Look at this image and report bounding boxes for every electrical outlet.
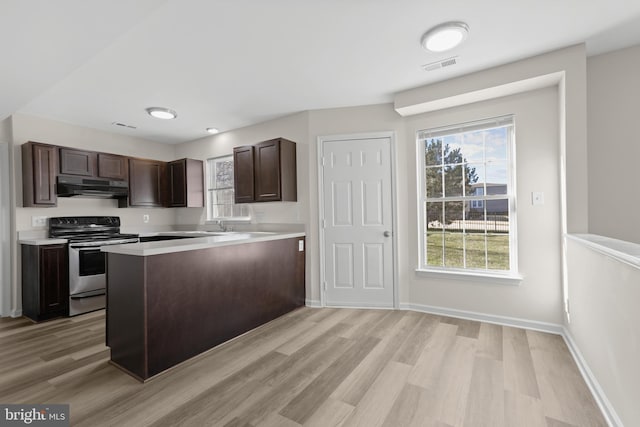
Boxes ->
[31,216,47,227]
[143,214,150,223]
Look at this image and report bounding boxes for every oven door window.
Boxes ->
[78,249,106,276]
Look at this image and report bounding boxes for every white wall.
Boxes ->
[396,44,588,236]
[587,44,640,244]
[0,117,12,316]
[566,238,640,426]
[404,88,563,324]
[10,113,178,315]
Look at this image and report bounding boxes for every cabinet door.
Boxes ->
[168,159,186,207]
[233,146,255,203]
[128,159,165,207]
[39,244,68,315]
[22,142,57,206]
[59,148,96,176]
[254,139,281,202]
[98,153,128,180]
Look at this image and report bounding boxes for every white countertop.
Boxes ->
[101,231,306,256]
[19,238,68,245]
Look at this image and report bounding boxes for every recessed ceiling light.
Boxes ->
[146,107,177,120]
[206,128,219,134]
[421,22,469,53]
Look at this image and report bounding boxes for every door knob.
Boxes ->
[383,231,391,237]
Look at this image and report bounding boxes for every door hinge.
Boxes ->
[565,299,570,314]
[321,157,326,167]
[321,219,326,228]
[323,281,327,290]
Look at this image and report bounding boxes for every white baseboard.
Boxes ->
[400,302,564,335]
[305,299,322,308]
[11,308,22,318]
[325,301,394,309]
[561,328,622,427]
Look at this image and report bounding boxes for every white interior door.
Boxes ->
[320,135,394,307]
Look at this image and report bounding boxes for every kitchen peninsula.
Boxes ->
[102,231,305,381]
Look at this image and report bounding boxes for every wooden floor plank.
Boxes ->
[331,311,419,406]
[504,390,548,427]
[392,313,440,366]
[408,322,458,389]
[302,398,354,427]
[340,361,412,427]
[476,322,503,361]
[420,335,477,427]
[440,316,481,339]
[381,383,450,427]
[0,308,608,427]
[527,331,607,427]
[503,326,541,399]
[278,336,380,424]
[463,357,505,427]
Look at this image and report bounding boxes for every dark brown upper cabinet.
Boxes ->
[98,153,128,180]
[59,148,97,177]
[168,158,204,207]
[233,138,297,203]
[22,141,57,207]
[22,243,69,322]
[233,145,255,203]
[254,138,297,202]
[125,158,166,207]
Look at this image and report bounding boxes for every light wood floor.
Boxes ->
[0,307,606,427]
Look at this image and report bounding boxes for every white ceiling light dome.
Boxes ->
[206,127,219,134]
[421,22,469,52]
[146,107,177,120]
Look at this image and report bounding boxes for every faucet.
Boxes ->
[214,219,230,232]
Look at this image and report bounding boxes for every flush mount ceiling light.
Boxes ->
[146,107,177,120]
[206,128,219,134]
[421,22,469,53]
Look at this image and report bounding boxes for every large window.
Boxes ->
[206,155,250,221]
[417,116,517,276]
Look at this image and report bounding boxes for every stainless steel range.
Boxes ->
[49,216,139,316]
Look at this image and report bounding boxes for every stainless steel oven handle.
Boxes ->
[70,289,106,299]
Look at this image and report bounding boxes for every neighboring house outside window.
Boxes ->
[417,115,517,275]
[206,155,250,221]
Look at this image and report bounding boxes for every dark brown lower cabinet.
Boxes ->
[106,237,305,381]
[22,244,69,322]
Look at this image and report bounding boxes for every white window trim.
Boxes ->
[205,155,251,223]
[416,115,520,280]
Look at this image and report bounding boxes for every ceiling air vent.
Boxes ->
[421,56,458,72]
[111,122,137,129]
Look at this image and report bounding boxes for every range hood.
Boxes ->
[56,175,128,199]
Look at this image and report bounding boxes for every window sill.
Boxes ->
[414,268,523,286]
[205,217,252,224]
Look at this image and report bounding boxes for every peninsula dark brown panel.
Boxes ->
[106,237,305,380]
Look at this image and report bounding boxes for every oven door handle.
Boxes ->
[70,289,106,299]
[70,246,104,251]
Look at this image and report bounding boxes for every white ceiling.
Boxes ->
[4,0,640,144]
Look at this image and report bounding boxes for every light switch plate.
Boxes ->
[298,240,304,252]
[532,192,545,205]
[143,214,150,223]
